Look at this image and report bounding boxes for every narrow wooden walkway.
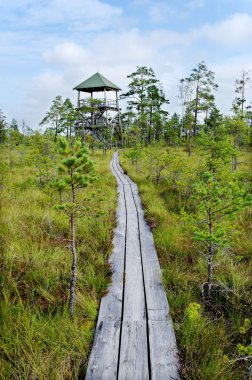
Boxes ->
[85,152,180,380]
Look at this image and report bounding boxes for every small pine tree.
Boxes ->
[183,126,251,297]
[46,138,96,316]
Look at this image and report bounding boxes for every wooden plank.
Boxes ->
[111,153,129,185]
[110,154,122,181]
[149,320,180,380]
[97,282,123,323]
[145,280,170,321]
[139,220,159,262]
[123,186,146,321]
[109,207,125,283]
[85,321,121,380]
[86,154,126,379]
[123,265,146,321]
[117,321,149,380]
[128,181,170,322]
[116,153,180,377]
[87,153,180,379]
[108,171,126,286]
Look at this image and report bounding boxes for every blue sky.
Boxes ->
[0,0,252,128]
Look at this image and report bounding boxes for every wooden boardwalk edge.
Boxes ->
[85,152,180,380]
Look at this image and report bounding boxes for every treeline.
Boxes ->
[120,64,251,155]
[1,61,251,151]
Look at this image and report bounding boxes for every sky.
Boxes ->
[0,0,252,129]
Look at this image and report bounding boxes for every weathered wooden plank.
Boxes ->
[86,154,126,379]
[111,154,129,185]
[138,215,159,262]
[109,215,125,284]
[123,186,146,321]
[149,320,180,380]
[141,257,162,283]
[110,154,123,182]
[145,280,170,321]
[87,152,180,380]
[117,321,149,380]
[123,268,146,321]
[115,153,180,377]
[107,161,126,287]
[97,282,123,323]
[85,321,121,380]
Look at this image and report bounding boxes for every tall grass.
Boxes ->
[121,145,252,380]
[0,144,117,378]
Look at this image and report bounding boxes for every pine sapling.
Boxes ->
[46,138,97,316]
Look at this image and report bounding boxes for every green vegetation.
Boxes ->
[120,142,251,380]
[0,139,117,378]
[45,138,97,316]
[0,62,251,379]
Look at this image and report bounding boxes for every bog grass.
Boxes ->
[0,143,117,379]
[121,145,252,380]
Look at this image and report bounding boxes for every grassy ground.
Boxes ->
[0,142,117,379]
[120,145,252,380]
[0,140,251,379]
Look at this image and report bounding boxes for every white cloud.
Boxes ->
[2,2,252,128]
[16,72,69,125]
[201,13,252,45]
[213,58,252,114]
[17,20,252,127]
[0,0,123,32]
[43,42,91,67]
[27,0,122,29]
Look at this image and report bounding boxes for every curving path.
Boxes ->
[85,152,180,380]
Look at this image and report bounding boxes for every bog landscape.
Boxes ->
[0,63,251,379]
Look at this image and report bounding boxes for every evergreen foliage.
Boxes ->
[40,95,63,142]
[180,61,218,135]
[45,138,97,316]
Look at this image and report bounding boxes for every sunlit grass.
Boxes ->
[0,144,117,378]
[121,145,251,380]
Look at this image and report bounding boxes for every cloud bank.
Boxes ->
[0,1,251,127]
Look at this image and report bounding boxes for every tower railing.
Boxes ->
[78,98,118,110]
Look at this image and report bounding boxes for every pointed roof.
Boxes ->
[73,72,121,93]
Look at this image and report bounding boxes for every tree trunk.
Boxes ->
[241,74,245,119]
[54,116,58,142]
[207,243,214,296]
[188,130,192,157]
[193,85,199,136]
[232,156,237,171]
[69,212,77,317]
[232,137,237,171]
[206,213,214,297]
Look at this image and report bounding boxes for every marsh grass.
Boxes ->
[0,145,117,379]
[121,145,252,380]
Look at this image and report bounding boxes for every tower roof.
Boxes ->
[73,72,121,93]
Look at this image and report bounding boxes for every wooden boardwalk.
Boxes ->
[85,152,180,380]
